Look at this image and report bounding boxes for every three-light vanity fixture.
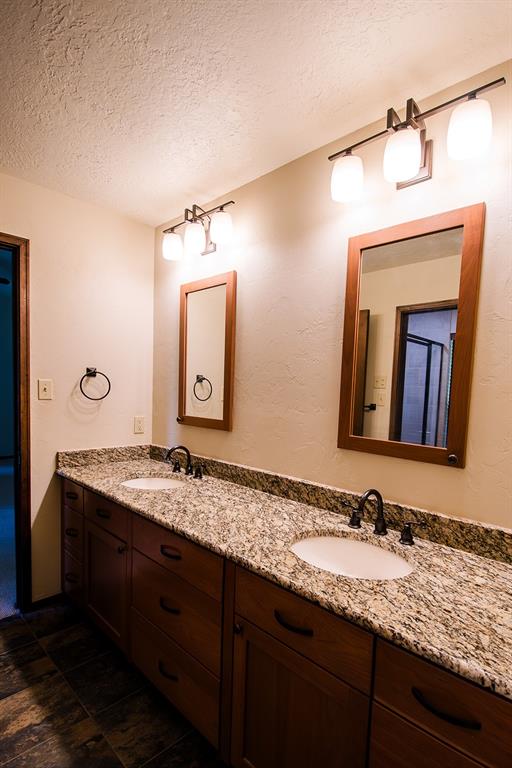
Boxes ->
[329,77,506,202]
[162,200,235,261]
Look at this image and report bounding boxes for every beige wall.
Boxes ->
[360,254,461,441]
[0,172,154,600]
[153,60,512,529]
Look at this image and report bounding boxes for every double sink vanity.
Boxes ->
[57,446,511,768]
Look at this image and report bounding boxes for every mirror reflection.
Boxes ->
[185,284,227,421]
[354,227,463,447]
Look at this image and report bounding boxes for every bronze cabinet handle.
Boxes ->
[96,508,111,519]
[160,544,182,561]
[159,597,181,615]
[158,660,178,682]
[65,491,78,500]
[64,573,79,584]
[273,609,314,637]
[411,687,481,731]
[117,545,127,554]
[65,527,79,537]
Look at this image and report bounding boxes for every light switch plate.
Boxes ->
[133,416,145,434]
[375,391,386,407]
[374,376,387,389]
[38,379,53,400]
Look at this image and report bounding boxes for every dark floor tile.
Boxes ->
[144,732,226,768]
[23,597,81,639]
[4,717,123,768]
[0,641,57,700]
[39,621,113,673]
[95,687,192,768]
[0,673,87,764]
[0,615,33,655]
[65,649,145,715]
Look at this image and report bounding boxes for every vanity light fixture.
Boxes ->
[328,76,505,198]
[162,200,235,260]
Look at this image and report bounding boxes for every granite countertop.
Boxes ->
[57,457,512,700]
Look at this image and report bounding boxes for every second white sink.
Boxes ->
[120,477,184,490]
[291,535,413,580]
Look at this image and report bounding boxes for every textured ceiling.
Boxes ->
[0,1,510,225]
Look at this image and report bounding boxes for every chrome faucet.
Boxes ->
[165,445,193,476]
[348,488,388,536]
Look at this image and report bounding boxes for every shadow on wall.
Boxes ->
[31,475,61,602]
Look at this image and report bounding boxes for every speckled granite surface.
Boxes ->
[58,445,512,564]
[56,456,512,701]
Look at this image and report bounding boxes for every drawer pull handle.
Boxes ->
[160,545,182,561]
[159,597,181,615]
[274,610,314,637]
[96,509,111,519]
[64,573,79,584]
[411,687,482,731]
[65,491,79,500]
[65,527,79,538]
[117,545,127,554]
[158,660,178,682]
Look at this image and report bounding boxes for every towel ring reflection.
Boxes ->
[79,367,111,401]
[193,374,212,402]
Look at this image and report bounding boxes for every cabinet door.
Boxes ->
[231,617,369,768]
[85,520,128,651]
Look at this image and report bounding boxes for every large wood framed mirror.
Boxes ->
[178,271,236,430]
[338,204,485,467]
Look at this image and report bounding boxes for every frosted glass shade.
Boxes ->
[331,154,364,202]
[184,221,206,255]
[162,232,183,261]
[447,98,492,160]
[383,127,421,182]
[210,210,233,245]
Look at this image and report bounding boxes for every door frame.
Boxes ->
[0,232,31,612]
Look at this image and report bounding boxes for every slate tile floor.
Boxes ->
[0,599,226,767]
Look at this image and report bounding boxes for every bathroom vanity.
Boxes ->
[59,461,511,768]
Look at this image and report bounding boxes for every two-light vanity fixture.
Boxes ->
[329,77,506,202]
[162,200,235,261]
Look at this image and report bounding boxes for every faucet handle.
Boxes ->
[193,464,203,480]
[185,461,194,476]
[399,520,426,546]
[348,508,362,528]
[172,459,181,473]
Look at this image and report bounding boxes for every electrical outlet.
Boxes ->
[375,391,386,407]
[38,379,54,400]
[133,416,145,434]
[374,376,387,389]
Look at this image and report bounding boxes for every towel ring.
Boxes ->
[193,374,212,402]
[79,367,111,401]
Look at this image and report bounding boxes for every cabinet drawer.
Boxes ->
[62,505,83,561]
[132,549,222,675]
[374,640,512,768]
[62,479,83,513]
[130,608,219,747]
[370,703,481,768]
[62,550,83,605]
[132,514,223,601]
[85,490,129,541]
[235,567,373,694]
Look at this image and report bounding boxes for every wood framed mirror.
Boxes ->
[178,271,236,430]
[338,204,485,467]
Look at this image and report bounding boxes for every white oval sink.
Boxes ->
[120,477,184,491]
[291,536,413,580]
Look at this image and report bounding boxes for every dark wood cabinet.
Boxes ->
[373,640,512,768]
[61,479,511,768]
[231,617,369,768]
[84,519,129,651]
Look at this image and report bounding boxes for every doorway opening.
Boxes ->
[0,233,31,617]
[390,300,458,447]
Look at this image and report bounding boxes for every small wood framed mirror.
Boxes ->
[178,271,237,430]
[338,204,485,467]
